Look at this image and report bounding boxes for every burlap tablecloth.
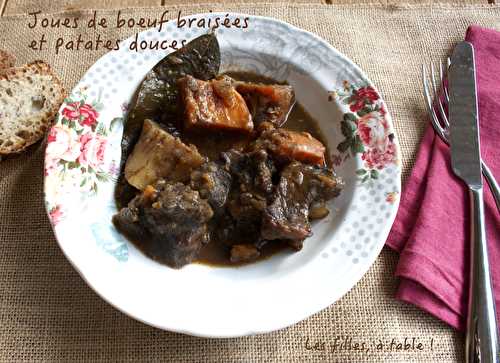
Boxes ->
[1,3,499,362]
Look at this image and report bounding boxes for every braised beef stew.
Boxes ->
[113,34,344,268]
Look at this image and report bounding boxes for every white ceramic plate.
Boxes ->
[44,13,401,337]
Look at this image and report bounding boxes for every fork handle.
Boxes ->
[466,187,499,363]
[482,160,500,213]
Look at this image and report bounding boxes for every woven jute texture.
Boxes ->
[0,0,492,16]
[1,3,499,362]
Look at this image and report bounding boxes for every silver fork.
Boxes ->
[422,61,500,212]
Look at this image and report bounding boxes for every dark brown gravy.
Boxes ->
[189,71,330,267]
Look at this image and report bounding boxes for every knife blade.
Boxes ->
[449,41,482,188]
[449,41,499,363]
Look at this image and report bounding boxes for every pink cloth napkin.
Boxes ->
[386,25,500,331]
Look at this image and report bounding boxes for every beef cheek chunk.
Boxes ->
[235,82,295,127]
[113,181,214,268]
[190,161,232,211]
[178,75,253,133]
[124,119,204,191]
[261,161,344,250]
[217,148,277,252]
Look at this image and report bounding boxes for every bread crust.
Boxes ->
[0,60,66,155]
[0,50,15,71]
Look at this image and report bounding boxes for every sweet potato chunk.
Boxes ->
[235,82,295,127]
[125,119,204,190]
[178,75,253,133]
[257,127,326,166]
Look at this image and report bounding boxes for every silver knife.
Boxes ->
[449,41,499,363]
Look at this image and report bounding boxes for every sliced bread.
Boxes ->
[0,50,15,71]
[0,60,66,155]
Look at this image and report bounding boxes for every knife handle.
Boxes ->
[466,187,499,363]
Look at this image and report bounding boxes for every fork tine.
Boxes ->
[422,64,449,145]
[445,57,452,104]
[434,61,450,129]
[429,106,449,145]
[422,64,437,121]
[440,60,450,106]
[430,62,439,101]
